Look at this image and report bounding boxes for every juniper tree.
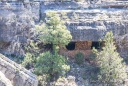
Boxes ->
[93,32,127,86]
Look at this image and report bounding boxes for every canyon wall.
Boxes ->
[41,0,128,57]
[0,0,128,57]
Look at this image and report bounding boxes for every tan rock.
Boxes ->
[0,71,13,86]
[0,54,38,86]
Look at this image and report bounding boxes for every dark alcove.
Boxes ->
[91,41,101,49]
[38,43,53,51]
[66,42,76,50]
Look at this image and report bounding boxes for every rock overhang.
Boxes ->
[42,7,128,42]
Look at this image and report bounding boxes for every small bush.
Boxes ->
[22,41,39,69]
[38,75,49,86]
[89,53,96,61]
[74,51,84,65]
[22,53,35,69]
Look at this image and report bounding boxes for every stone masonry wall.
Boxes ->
[60,41,92,58]
[75,41,92,50]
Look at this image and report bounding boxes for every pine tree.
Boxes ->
[93,32,127,86]
[34,11,71,81]
[35,51,70,81]
[36,11,72,53]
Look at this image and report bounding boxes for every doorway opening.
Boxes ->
[66,42,76,50]
[91,41,102,49]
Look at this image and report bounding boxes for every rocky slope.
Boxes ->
[0,54,38,86]
[0,1,40,57]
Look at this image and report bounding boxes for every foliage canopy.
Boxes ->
[35,51,70,81]
[36,11,72,52]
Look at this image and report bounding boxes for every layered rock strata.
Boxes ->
[0,1,40,56]
[1,0,128,57]
[0,71,13,86]
[41,1,128,57]
[0,54,38,86]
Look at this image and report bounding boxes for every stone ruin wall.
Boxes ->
[59,40,120,59]
[59,41,91,58]
[69,21,128,57]
[59,41,105,58]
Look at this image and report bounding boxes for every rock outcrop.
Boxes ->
[1,0,128,57]
[0,1,40,56]
[41,0,128,56]
[0,54,38,86]
[0,71,13,86]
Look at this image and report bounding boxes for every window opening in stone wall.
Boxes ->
[91,41,102,49]
[66,42,76,50]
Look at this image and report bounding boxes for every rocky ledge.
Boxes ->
[1,0,128,57]
[0,54,38,86]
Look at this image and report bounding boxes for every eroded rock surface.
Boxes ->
[0,1,40,56]
[0,54,38,86]
[0,71,13,86]
[0,0,128,57]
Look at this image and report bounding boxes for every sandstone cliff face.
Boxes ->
[0,54,38,86]
[0,71,13,86]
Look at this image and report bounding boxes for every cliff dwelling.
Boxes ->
[0,0,128,58]
[1,0,128,86]
[60,41,105,58]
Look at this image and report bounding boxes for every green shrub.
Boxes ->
[22,41,39,69]
[22,53,35,69]
[89,53,96,61]
[74,51,84,65]
[37,75,49,86]
[34,51,70,81]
